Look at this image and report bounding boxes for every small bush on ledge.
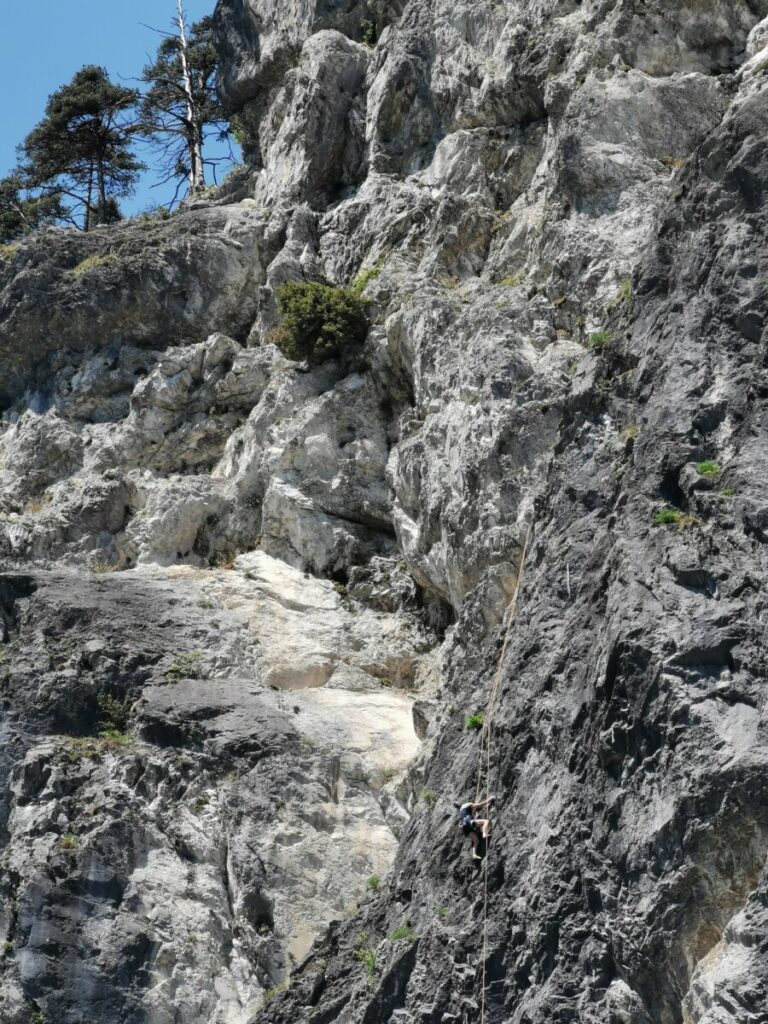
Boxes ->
[466,710,485,731]
[653,507,697,528]
[273,281,369,365]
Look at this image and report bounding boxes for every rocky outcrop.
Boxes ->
[1,1,767,1023]
[0,561,431,1023]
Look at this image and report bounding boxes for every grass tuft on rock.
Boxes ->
[263,981,289,1004]
[587,330,612,350]
[351,255,385,294]
[497,271,525,287]
[653,507,697,528]
[355,933,377,980]
[607,277,632,312]
[696,460,721,477]
[0,242,20,261]
[388,919,418,942]
[70,253,118,276]
[273,281,369,364]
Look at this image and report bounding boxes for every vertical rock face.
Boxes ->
[0,2,767,1023]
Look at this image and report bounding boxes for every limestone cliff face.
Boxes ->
[0,2,767,1023]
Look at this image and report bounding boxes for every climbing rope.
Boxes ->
[474,524,532,1024]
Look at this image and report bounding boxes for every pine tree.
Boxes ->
[20,65,142,231]
[139,5,232,201]
[0,173,63,243]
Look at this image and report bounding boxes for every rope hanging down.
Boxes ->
[474,525,532,1024]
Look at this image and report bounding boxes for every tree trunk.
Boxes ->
[84,162,94,232]
[177,0,205,192]
[96,159,107,224]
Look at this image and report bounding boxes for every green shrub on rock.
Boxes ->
[273,282,369,365]
[587,330,612,350]
[653,507,697,528]
[465,710,484,731]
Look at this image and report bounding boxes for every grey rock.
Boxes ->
[0,205,269,408]
[1,1,768,1023]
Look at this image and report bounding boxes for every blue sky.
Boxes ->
[0,0,239,215]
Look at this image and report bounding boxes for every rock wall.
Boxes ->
[0,1,767,1023]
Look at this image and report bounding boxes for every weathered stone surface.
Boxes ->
[1,1,767,1023]
[0,204,271,409]
[0,563,429,1022]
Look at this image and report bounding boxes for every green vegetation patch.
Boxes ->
[587,330,612,350]
[355,933,377,981]
[263,982,289,1004]
[497,272,525,288]
[351,255,385,294]
[89,557,117,573]
[64,734,130,762]
[164,650,204,682]
[360,19,376,47]
[98,729,132,748]
[97,691,129,732]
[0,243,20,261]
[366,875,380,892]
[696,460,721,477]
[389,919,418,942]
[70,253,118,276]
[607,277,632,313]
[465,710,485,731]
[273,281,369,364]
[653,507,696,528]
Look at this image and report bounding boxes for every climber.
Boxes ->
[455,796,494,860]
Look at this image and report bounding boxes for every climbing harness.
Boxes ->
[474,524,532,1024]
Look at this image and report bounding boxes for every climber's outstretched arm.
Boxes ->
[469,795,495,813]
